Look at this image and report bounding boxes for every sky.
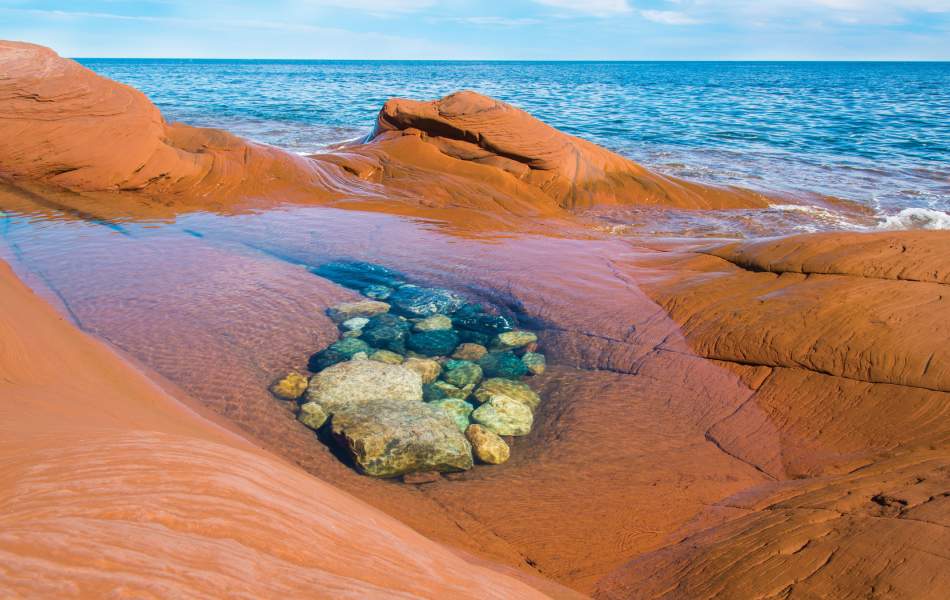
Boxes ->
[2,0,950,60]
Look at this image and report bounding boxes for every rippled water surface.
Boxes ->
[79,59,950,224]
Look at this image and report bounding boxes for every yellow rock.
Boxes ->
[493,330,538,350]
[403,357,442,384]
[452,343,488,361]
[473,378,541,411]
[269,371,309,401]
[466,424,510,464]
[370,350,405,365]
[326,300,390,323]
[298,401,329,431]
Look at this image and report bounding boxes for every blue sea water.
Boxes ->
[79,59,950,228]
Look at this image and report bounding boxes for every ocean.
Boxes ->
[79,59,950,230]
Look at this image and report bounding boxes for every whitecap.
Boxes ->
[877,208,950,231]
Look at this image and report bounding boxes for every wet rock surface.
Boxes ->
[466,424,510,465]
[274,261,546,478]
[389,285,466,318]
[331,401,474,478]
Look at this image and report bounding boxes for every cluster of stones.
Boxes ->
[269,261,547,480]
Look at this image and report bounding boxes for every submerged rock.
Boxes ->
[309,338,372,371]
[424,380,474,402]
[269,371,309,401]
[477,351,529,379]
[341,317,369,331]
[389,285,465,318]
[403,471,441,485]
[457,329,494,347]
[326,300,390,324]
[370,349,404,365]
[453,310,514,335]
[407,329,460,357]
[330,401,473,478]
[494,330,538,350]
[429,398,474,432]
[312,261,407,290]
[522,352,546,375]
[403,357,442,384]
[442,359,484,388]
[360,313,412,353]
[473,378,541,411]
[414,314,453,332]
[298,401,329,431]
[471,395,534,436]
[452,343,488,361]
[362,284,393,300]
[466,424,510,464]
[305,360,422,414]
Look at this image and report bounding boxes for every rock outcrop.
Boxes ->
[0,41,350,203]
[1,41,771,220]
[332,90,771,211]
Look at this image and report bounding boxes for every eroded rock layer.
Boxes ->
[329,91,771,212]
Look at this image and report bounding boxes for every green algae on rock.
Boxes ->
[424,380,474,402]
[442,359,484,388]
[331,401,473,478]
[522,352,546,375]
[478,351,529,379]
[429,398,475,433]
[360,313,411,354]
[308,337,372,371]
[473,378,541,412]
[298,401,329,431]
[472,395,534,436]
[291,261,549,478]
[407,329,460,357]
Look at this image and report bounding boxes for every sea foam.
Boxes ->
[877,208,950,231]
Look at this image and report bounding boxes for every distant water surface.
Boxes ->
[79,59,950,230]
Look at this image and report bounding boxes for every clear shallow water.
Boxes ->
[78,59,950,229]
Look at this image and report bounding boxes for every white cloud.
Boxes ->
[531,0,632,17]
[433,16,542,27]
[640,0,950,27]
[301,0,436,11]
[640,9,699,25]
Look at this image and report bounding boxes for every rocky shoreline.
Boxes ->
[2,40,948,599]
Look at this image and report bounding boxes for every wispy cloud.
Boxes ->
[300,0,436,11]
[432,16,542,27]
[654,0,950,26]
[640,10,699,26]
[531,0,632,17]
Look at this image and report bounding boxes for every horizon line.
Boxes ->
[71,57,950,63]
